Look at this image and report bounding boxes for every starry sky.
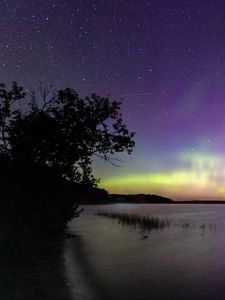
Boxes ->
[2,0,225,200]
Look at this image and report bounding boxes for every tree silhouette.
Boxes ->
[0,82,135,233]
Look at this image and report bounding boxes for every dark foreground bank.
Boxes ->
[0,234,74,300]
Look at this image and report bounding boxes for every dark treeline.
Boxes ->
[174,200,225,204]
[0,82,135,236]
[107,195,225,204]
[108,194,173,204]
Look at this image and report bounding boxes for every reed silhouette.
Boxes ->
[97,212,170,231]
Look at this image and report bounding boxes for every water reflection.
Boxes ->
[67,205,225,300]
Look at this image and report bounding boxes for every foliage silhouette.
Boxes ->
[0,82,135,234]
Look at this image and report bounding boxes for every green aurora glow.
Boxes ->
[98,152,225,200]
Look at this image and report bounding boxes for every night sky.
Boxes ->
[2,0,225,200]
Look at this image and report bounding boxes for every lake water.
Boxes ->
[65,204,225,300]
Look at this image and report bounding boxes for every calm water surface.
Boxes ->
[66,204,225,300]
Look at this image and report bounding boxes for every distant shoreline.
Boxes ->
[83,201,225,205]
[173,200,225,204]
[80,193,225,205]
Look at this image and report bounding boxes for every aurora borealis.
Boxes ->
[98,152,225,200]
[2,1,225,199]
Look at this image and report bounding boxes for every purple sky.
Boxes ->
[1,0,225,199]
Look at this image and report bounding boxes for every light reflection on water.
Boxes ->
[67,204,225,300]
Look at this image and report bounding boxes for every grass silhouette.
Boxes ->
[97,212,170,231]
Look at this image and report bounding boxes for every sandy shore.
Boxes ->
[64,235,99,300]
